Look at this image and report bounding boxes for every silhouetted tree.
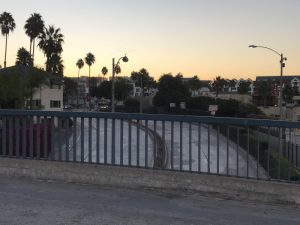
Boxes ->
[15,47,33,66]
[38,25,64,72]
[101,66,108,76]
[0,12,16,68]
[24,13,44,64]
[131,68,156,88]
[85,52,95,97]
[238,80,251,94]
[255,81,272,107]
[212,76,226,97]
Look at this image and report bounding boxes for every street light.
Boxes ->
[248,45,287,120]
[111,55,129,112]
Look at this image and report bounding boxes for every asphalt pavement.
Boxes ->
[0,176,299,225]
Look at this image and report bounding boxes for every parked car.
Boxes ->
[0,118,52,158]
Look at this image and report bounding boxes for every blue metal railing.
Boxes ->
[0,109,299,183]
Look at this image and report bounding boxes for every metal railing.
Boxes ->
[0,110,300,183]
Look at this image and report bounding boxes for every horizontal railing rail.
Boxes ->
[0,109,299,183]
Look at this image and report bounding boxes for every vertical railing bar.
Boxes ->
[58,118,62,161]
[88,117,92,163]
[104,118,108,165]
[81,117,84,163]
[226,126,229,176]
[267,127,271,179]
[154,120,157,168]
[217,125,220,174]
[1,117,6,156]
[128,119,132,166]
[22,117,26,159]
[278,127,281,180]
[120,119,124,166]
[257,127,260,179]
[189,122,192,172]
[198,122,201,173]
[236,127,240,177]
[15,117,20,159]
[145,120,148,168]
[247,126,250,178]
[66,118,70,162]
[296,145,298,168]
[208,124,210,174]
[50,117,55,161]
[72,117,77,162]
[162,120,165,170]
[111,118,115,165]
[43,116,48,160]
[137,120,140,167]
[8,117,13,157]
[171,121,174,170]
[180,121,183,171]
[36,116,40,160]
[96,118,100,164]
[288,128,292,182]
[29,116,33,159]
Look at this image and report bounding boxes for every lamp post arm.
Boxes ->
[254,45,281,57]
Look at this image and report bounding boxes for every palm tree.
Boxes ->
[101,66,108,77]
[47,53,64,75]
[76,59,84,106]
[38,25,64,72]
[115,65,121,75]
[85,53,95,100]
[212,76,226,97]
[24,13,44,65]
[15,47,33,66]
[0,12,16,68]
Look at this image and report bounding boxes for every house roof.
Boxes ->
[256,75,300,82]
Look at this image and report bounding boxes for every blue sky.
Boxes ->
[1,0,300,79]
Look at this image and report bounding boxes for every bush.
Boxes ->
[219,125,299,181]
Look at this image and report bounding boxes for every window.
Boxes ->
[50,100,61,108]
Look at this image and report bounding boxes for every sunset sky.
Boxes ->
[1,0,300,80]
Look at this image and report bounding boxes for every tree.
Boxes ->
[0,12,16,68]
[115,64,121,75]
[131,68,155,88]
[154,73,190,107]
[238,80,251,94]
[85,52,95,97]
[46,53,64,75]
[211,76,226,97]
[255,81,272,107]
[283,84,299,104]
[15,47,33,66]
[38,25,64,73]
[24,13,44,64]
[101,66,108,76]
[63,77,77,104]
[76,59,84,105]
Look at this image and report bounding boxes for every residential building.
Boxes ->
[0,65,63,111]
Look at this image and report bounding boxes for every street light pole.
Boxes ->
[111,55,128,112]
[248,45,287,120]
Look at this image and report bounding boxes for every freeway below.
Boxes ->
[54,118,265,178]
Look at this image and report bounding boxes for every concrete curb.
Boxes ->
[0,158,299,205]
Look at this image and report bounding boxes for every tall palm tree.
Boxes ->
[38,25,64,72]
[24,13,44,65]
[15,47,33,66]
[0,12,16,68]
[85,53,95,100]
[76,58,84,106]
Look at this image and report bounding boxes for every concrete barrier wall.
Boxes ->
[0,158,299,205]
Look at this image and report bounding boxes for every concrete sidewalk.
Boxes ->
[0,176,299,225]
